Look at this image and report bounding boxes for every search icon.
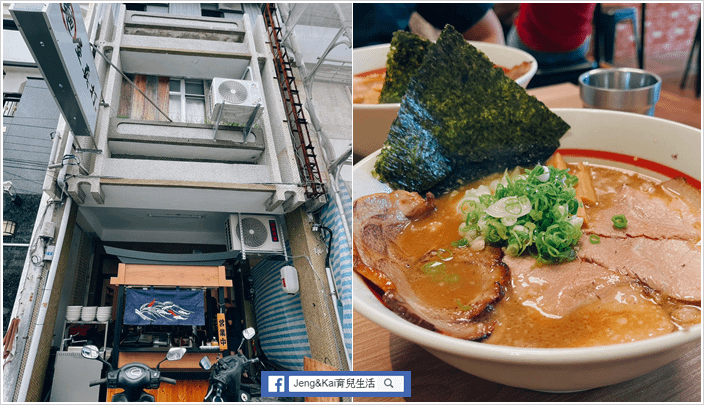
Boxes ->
[384,378,394,389]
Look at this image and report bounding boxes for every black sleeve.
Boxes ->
[415,3,493,34]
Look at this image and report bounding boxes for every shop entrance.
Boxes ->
[51,237,271,402]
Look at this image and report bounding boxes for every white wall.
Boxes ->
[3,29,34,64]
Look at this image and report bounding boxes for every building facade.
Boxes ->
[3,3,352,402]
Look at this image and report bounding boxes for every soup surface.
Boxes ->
[354,62,532,105]
[353,163,701,348]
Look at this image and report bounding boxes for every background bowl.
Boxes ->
[353,108,701,392]
[353,41,538,158]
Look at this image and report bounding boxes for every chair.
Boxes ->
[680,17,701,98]
[593,4,643,68]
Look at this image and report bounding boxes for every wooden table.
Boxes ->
[352,82,702,402]
[526,82,701,129]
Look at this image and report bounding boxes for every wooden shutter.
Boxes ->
[117,74,170,121]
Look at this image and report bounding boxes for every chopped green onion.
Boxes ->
[589,234,601,244]
[611,214,628,229]
[436,249,453,261]
[455,165,582,263]
[451,238,469,247]
[422,261,445,275]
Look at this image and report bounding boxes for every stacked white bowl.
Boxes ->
[66,306,82,322]
[80,306,97,322]
[96,306,112,322]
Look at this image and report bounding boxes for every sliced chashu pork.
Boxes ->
[354,191,508,340]
[585,183,700,240]
[499,254,676,346]
[502,254,634,318]
[578,235,701,302]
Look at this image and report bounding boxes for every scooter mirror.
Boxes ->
[199,356,212,371]
[242,327,256,340]
[166,347,187,361]
[80,345,100,360]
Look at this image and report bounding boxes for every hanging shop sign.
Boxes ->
[9,3,102,138]
[216,313,229,351]
[124,289,205,326]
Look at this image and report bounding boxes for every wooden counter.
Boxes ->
[354,312,701,402]
[527,82,701,129]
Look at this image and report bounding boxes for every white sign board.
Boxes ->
[10,3,101,137]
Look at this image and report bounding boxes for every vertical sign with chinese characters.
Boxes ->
[217,313,229,351]
[9,3,102,138]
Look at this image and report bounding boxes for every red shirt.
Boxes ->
[515,4,596,53]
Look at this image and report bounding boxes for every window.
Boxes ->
[124,3,168,13]
[125,3,242,17]
[200,4,224,18]
[169,79,206,124]
[118,75,208,124]
[3,93,21,117]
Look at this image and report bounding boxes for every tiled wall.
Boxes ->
[615,3,700,59]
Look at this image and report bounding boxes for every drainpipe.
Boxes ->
[326,148,352,248]
[325,263,350,365]
[16,197,73,402]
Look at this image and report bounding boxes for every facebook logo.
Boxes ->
[262,371,411,397]
[268,375,285,393]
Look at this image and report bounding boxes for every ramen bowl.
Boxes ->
[353,42,538,158]
[353,109,701,392]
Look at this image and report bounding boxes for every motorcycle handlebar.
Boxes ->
[160,376,178,385]
[89,378,107,387]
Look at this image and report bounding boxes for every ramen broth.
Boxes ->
[354,62,532,105]
[392,163,701,348]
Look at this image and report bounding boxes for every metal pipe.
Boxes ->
[2,243,31,248]
[56,131,75,195]
[325,264,350,365]
[16,197,73,402]
[89,43,172,122]
[327,148,352,248]
[47,130,61,168]
[277,4,337,168]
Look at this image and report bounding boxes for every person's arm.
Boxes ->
[461,8,505,44]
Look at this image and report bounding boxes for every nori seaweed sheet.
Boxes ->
[374,25,570,195]
[378,31,433,104]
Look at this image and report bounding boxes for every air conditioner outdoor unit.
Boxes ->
[210,78,264,127]
[226,214,285,256]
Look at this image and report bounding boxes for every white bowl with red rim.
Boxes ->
[353,108,701,392]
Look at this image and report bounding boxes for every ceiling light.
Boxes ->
[147,213,204,219]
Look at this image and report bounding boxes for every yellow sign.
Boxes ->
[217,313,228,351]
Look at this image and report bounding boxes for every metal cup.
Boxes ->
[578,68,662,115]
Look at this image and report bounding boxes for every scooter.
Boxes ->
[200,327,260,402]
[80,344,186,402]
